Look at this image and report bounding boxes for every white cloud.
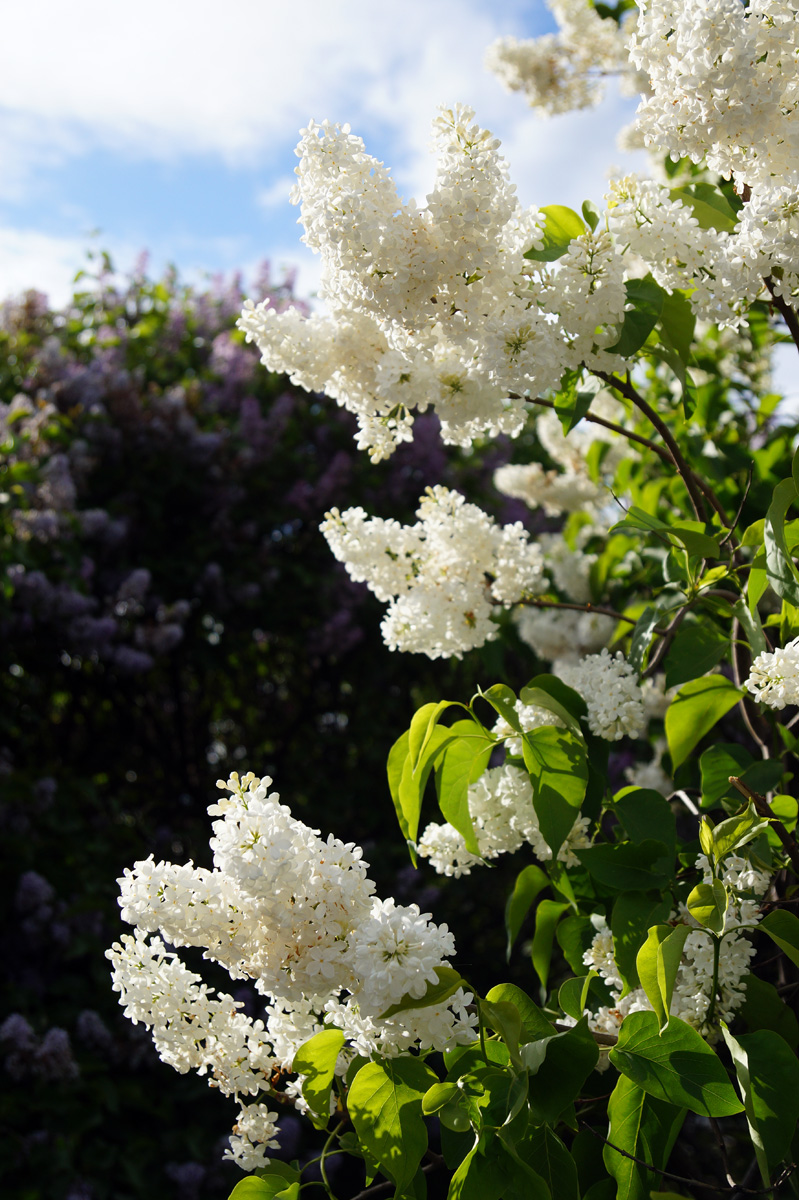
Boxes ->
[0,227,95,305]
[256,175,298,212]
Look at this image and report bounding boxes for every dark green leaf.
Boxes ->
[505,864,549,961]
[606,277,666,357]
[611,892,673,994]
[613,787,676,858]
[577,840,672,891]
[522,726,588,857]
[609,1012,745,1117]
[722,1026,799,1180]
[485,983,555,1042]
[663,622,729,689]
[524,1126,579,1200]
[700,743,753,806]
[738,976,799,1050]
[531,899,570,997]
[760,909,799,968]
[526,1018,599,1124]
[604,1075,686,1200]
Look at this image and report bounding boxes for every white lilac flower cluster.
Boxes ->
[238,105,627,462]
[320,485,545,659]
[745,637,799,709]
[631,0,799,193]
[558,649,646,741]
[107,772,476,1172]
[583,852,771,1044]
[417,763,591,878]
[485,0,643,117]
[494,400,628,518]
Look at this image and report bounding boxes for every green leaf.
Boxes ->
[665,676,744,770]
[711,800,772,861]
[686,881,727,934]
[606,277,666,357]
[635,924,692,1030]
[480,999,523,1066]
[408,701,449,773]
[663,621,729,689]
[522,726,588,857]
[558,973,599,1022]
[604,1075,686,1200]
[524,204,586,262]
[436,724,495,855]
[670,183,739,232]
[477,682,520,730]
[722,1026,799,1181]
[519,676,586,738]
[577,840,672,891]
[505,864,549,961]
[582,199,601,231]
[526,1018,599,1124]
[611,507,720,558]
[347,1057,437,1193]
[609,1012,745,1117]
[629,606,659,673]
[554,380,599,436]
[421,1081,460,1115]
[524,1126,579,1200]
[733,597,768,657]
[700,743,753,806]
[485,983,555,1042]
[228,1180,281,1200]
[379,965,468,1018]
[613,787,676,858]
[557,914,595,976]
[760,909,799,968]
[389,724,460,854]
[291,1028,345,1121]
[659,288,696,363]
[738,976,799,1051]
[531,899,570,998]
[764,478,799,607]
[611,892,673,994]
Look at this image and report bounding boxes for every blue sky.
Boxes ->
[0,0,645,306]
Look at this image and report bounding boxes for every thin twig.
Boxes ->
[641,601,693,680]
[718,467,753,549]
[731,617,773,759]
[515,393,674,465]
[579,1123,777,1195]
[347,1152,446,1200]
[593,370,708,522]
[710,1116,738,1188]
[516,597,639,627]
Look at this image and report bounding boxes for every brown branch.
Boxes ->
[731,618,773,759]
[517,597,638,627]
[765,276,799,355]
[347,1151,446,1200]
[718,467,753,549]
[593,370,708,522]
[641,601,693,680]
[515,393,674,465]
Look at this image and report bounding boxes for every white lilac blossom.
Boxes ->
[108,771,476,1170]
[515,606,615,666]
[630,0,799,193]
[239,106,631,461]
[557,649,646,740]
[745,637,799,709]
[485,0,640,117]
[582,852,772,1042]
[416,763,591,877]
[492,696,566,758]
[321,486,545,659]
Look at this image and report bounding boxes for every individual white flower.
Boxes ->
[348,898,455,1015]
[745,638,799,708]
